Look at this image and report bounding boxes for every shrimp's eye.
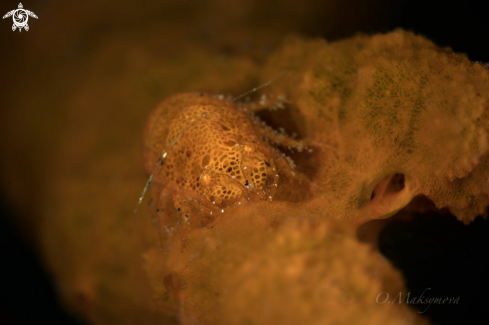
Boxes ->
[244,143,255,153]
[200,173,212,185]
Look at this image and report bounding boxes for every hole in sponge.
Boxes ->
[369,173,414,219]
[371,173,405,201]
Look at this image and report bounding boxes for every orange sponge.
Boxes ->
[259,29,489,223]
[141,29,489,324]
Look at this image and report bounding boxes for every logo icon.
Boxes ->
[3,3,38,32]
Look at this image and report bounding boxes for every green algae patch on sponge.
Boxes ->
[260,29,489,223]
[144,203,429,325]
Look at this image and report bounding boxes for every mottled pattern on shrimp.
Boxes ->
[143,93,297,216]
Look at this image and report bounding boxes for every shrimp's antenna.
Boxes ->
[134,70,286,213]
[135,153,167,213]
[226,70,286,104]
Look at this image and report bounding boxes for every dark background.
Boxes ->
[1,0,489,324]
